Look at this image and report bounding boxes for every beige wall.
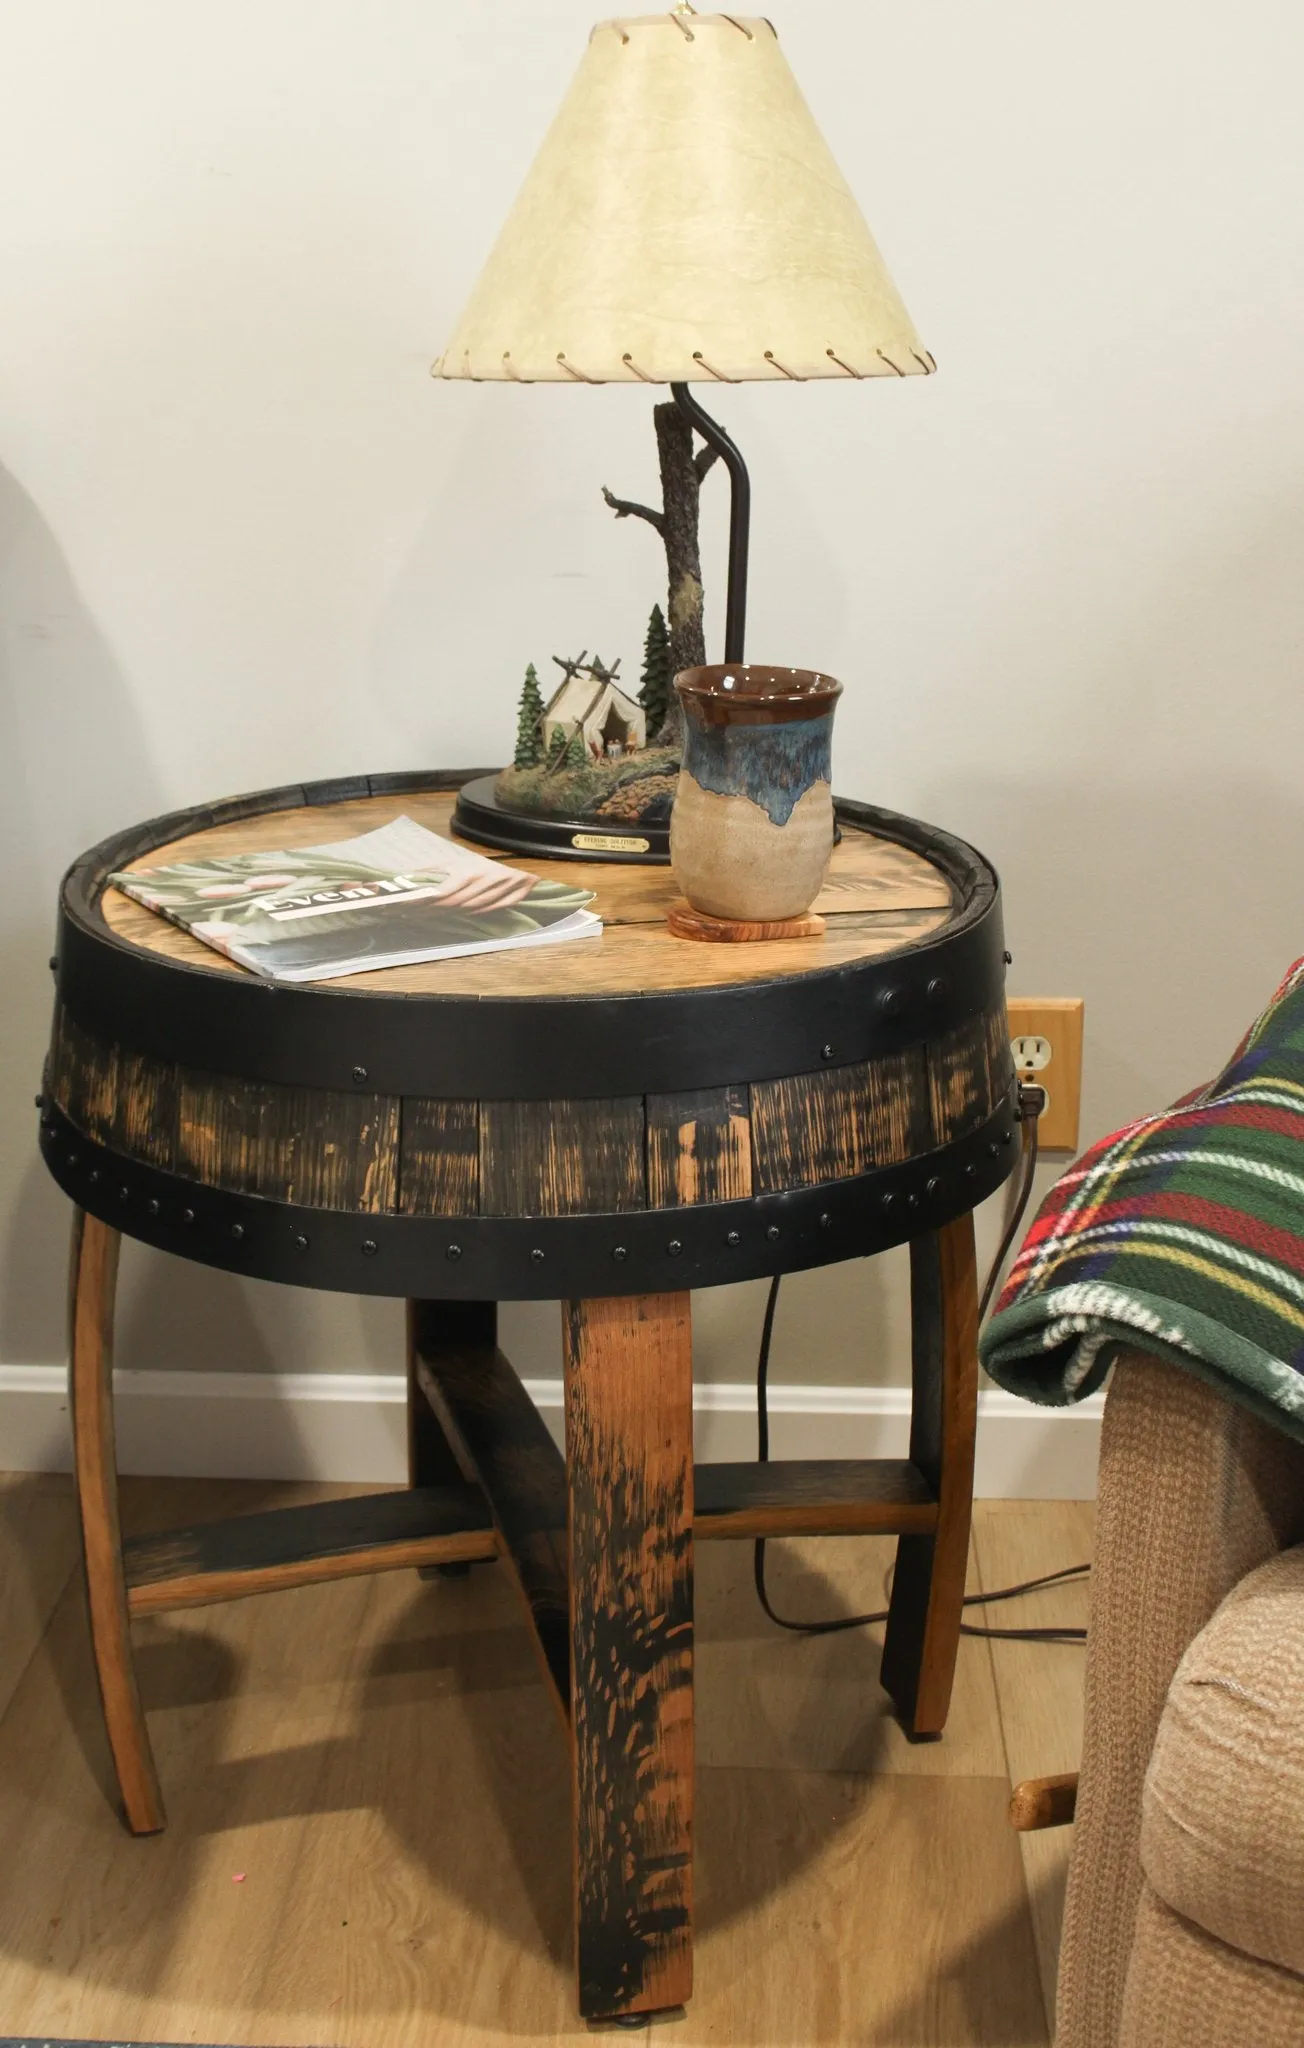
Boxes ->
[2,0,1301,1397]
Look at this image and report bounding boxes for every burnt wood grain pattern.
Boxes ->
[175,1071,399,1211]
[563,1292,695,2020]
[645,1085,752,1207]
[68,1210,166,1835]
[694,1459,937,1539]
[410,1311,570,1713]
[879,1213,980,1738]
[986,999,1015,1109]
[399,1098,480,1217]
[478,1096,647,1217]
[927,1013,995,1145]
[125,1484,498,1614]
[51,1006,178,1165]
[750,1046,932,1192]
[50,1005,117,1147]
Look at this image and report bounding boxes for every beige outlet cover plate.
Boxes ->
[1006,997,1085,1152]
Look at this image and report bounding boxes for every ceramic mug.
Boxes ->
[669,665,842,922]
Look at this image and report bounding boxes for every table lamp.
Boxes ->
[436,4,933,860]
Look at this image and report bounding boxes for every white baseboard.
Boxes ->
[0,1365,1101,1499]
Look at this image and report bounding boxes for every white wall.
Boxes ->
[2,1,1301,1405]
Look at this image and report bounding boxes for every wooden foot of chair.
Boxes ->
[564,1293,695,2023]
[880,1213,979,1739]
[69,1209,166,1835]
[1009,1772,1079,1830]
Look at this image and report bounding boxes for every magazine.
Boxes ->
[109,815,601,982]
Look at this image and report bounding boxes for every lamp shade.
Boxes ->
[434,11,933,386]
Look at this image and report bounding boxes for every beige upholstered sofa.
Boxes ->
[1055,1348,1304,2045]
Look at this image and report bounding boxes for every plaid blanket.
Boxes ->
[981,958,1304,1443]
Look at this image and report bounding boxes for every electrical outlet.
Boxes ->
[1006,997,1084,1151]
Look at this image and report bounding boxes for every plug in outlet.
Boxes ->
[1006,998,1084,1151]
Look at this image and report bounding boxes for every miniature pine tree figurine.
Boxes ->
[639,605,672,736]
[513,663,545,767]
[563,725,588,769]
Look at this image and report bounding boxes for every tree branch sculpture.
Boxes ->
[603,401,720,745]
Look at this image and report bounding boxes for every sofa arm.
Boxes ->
[1055,1350,1304,2048]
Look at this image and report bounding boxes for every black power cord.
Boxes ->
[752,1079,1089,1646]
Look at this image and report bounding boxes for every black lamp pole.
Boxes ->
[671,382,751,666]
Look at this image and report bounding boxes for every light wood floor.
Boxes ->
[0,1473,1091,2046]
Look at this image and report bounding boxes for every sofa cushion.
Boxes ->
[1140,1543,1304,1974]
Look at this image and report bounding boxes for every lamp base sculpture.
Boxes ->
[453,772,672,864]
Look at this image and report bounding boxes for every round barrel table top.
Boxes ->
[100,786,955,994]
[42,770,1016,1301]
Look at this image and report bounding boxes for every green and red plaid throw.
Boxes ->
[981,958,1304,1443]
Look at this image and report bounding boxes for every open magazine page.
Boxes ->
[109,815,601,982]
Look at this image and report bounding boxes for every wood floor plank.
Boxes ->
[696,1770,1047,2047]
[972,1499,1095,2035]
[0,1475,81,1730]
[695,1530,1007,1779]
[0,1475,1063,2045]
[0,1513,383,2044]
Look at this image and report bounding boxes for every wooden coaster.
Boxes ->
[666,899,826,944]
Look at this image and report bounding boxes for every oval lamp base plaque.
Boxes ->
[452,774,671,864]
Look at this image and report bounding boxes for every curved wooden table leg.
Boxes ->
[880,1211,979,1739]
[563,1292,694,2023]
[69,1208,166,1834]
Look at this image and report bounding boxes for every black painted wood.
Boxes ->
[124,1483,496,1612]
[410,1310,570,1711]
[694,1458,937,1537]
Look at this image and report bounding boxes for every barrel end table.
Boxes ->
[40,770,1016,2024]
